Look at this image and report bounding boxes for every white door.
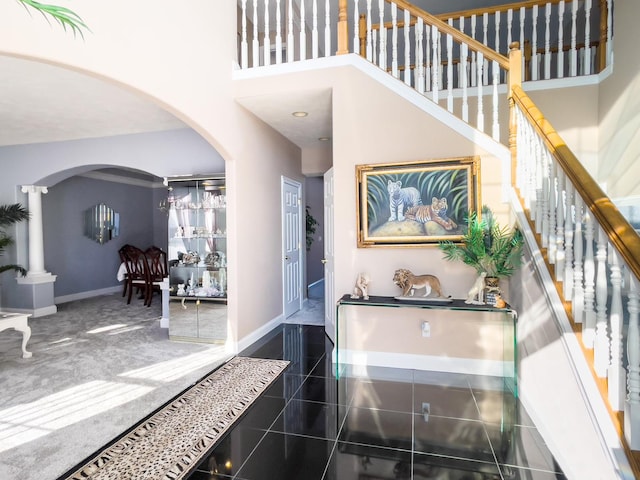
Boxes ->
[282,177,302,318]
[323,168,335,342]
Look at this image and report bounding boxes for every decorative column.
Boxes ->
[16,185,57,317]
[21,185,49,276]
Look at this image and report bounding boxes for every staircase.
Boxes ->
[236,0,640,477]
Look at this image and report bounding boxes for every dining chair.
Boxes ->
[121,245,150,305]
[144,246,168,307]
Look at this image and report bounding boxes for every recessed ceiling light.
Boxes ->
[318,136,330,141]
[292,111,308,117]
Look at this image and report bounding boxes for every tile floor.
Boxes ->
[184,324,567,480]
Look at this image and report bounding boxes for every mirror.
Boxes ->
[84,204,119,245]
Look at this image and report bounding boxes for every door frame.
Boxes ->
[281,176,303,318]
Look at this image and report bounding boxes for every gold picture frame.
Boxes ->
[356,156,480,247]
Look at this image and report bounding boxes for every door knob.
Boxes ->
[321,259,327,264]
[285,256,290,260]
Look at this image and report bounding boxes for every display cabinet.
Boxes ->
[165,176,227,343]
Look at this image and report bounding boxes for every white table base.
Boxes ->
[0,312,33,358]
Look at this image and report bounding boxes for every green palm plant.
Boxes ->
[16,0,88,38]
[439,206,524,278]
[0,204,30,276]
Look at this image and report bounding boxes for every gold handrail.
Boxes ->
[383,0,510,69]
[510,84,640,281]
[435,0,575,21]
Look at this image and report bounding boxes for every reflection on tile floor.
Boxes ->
[186,324,566,480]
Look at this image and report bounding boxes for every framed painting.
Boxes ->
[356,156,480,247]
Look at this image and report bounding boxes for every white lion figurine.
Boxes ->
[351,273,370,300]
[465,272,487,304]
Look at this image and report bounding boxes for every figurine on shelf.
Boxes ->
[175,226,184,238]
[494,294,507,309]
[392,269,447,298]
[177,283,186,296]
[350,273,370,300]
[465,272,487,304]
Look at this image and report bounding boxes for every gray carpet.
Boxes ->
[0,294,232,480]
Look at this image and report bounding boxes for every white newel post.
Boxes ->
[16,185,57,317]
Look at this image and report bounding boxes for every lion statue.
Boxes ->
[393,269,446,298]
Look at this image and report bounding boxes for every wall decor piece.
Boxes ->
[84,203,119,245]
[356,157,480,247]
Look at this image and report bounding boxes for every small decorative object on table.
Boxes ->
[465,272,487,304]
[393,268,448,299]
[351,273,370,300]
[494,294,507,309]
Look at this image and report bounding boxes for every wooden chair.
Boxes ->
[144,246,168,307]
[121,245,150,305]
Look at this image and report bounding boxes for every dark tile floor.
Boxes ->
[185,324,566,480]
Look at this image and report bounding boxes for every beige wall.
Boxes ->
[0,0,302,341]
[598,1,640,198]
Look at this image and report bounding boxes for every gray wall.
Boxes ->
[42,175,164,298]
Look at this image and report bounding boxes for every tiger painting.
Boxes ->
[404,197,457,231]
[387,180,422,222]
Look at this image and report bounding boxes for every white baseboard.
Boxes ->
[55,286,121,304]
[308,278,324,289]
[236,313,285,353]
[335,349,512,378]
[4,305,58,318]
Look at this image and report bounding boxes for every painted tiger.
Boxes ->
[404,197,457,230]
[387,180,422,221]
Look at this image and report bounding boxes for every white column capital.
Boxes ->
[21,185,48,195]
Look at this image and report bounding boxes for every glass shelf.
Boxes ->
[335,294,517,396]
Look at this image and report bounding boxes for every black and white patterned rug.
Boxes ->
[62,357,289,480]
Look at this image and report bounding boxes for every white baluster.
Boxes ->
[570,0,578,76]
[312,0,319,59]
[573,195,584,323]
[461,40,469,122]
[353,0,359,56]
[583,210,596,347]
[544,2,551,79]
[264,0,271,66]
[425,26,431,91]
[470,15,477,87]
[447,19,454,112]
[564,180,574,300]
[275,0,282,64]
[241,0,248,69]
[585,0,592,75]
[534,129,544,230]
[625,275,640,449]
[494,10,501,55]
[299,0,306,61]
[507,9,513,51]
[548,162,558,264]
[492,60,499,140]
[532,4,539,80]
[391,3,398,78]
[404,8,411,86]
[366,0,372,62]
[372,30,378,65]
[324,0,330,57]
[608,250,625,410]
[557,1,565,78]
[378,0,386,70]
[541,146,550,246]
[594,227,609,377]
[555,169,565,281]
[253,0,259,67]
[432,25,440,103]
[477,51,484,132]
[482,12,489,85]
[416,17,424,94]
[519,7,526,76]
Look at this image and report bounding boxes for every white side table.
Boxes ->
[0,313,33,358]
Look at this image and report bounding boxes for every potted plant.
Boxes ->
[0,204,30,276]
[438,205,524,303]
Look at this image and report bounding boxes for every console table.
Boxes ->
[335,295,517,395]
[0,312,33,359]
